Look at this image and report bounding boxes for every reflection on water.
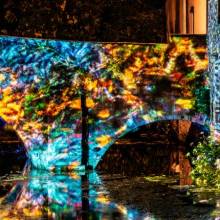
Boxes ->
[0,171,219,219]
[0,171,146,219]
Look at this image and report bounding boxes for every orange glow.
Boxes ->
[97,109,110,119]
[69,99,81,110]
[96,135,111,147]
[68,161,80,171]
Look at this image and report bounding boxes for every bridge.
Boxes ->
[0,35,209,170]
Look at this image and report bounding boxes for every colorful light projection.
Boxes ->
[0,36,209,170]
[0,172,144,219]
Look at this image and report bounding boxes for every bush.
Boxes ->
[189,136,220,188]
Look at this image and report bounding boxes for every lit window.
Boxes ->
[166,0,207,35]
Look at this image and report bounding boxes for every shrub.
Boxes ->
[189,136,220,188]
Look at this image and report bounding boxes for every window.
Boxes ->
[166,0,207,35]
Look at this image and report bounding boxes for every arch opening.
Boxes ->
[97,120,209,180]
[0,122,27,176]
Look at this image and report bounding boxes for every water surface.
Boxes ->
[0,171,219,219]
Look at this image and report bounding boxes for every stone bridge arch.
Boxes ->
[96,119,209,185]
[0,35,209,170]
[90,115,209,169]
[0,117,27,174]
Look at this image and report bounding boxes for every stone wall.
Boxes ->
[0,0,166,43]
[208,0,220,140]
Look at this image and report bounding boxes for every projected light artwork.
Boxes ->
[0,36,209,170]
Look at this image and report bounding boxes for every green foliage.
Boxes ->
[24,93,37,116]
[190,137,220,188]
[193,86,210,116]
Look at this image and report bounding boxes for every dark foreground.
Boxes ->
[0,171,219,220]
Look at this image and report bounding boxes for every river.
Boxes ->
[0,171,219,219]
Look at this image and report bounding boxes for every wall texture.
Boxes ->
[208,0,220,140]
[0,0,166,43]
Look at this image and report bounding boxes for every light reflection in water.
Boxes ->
[0,171,151,219]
